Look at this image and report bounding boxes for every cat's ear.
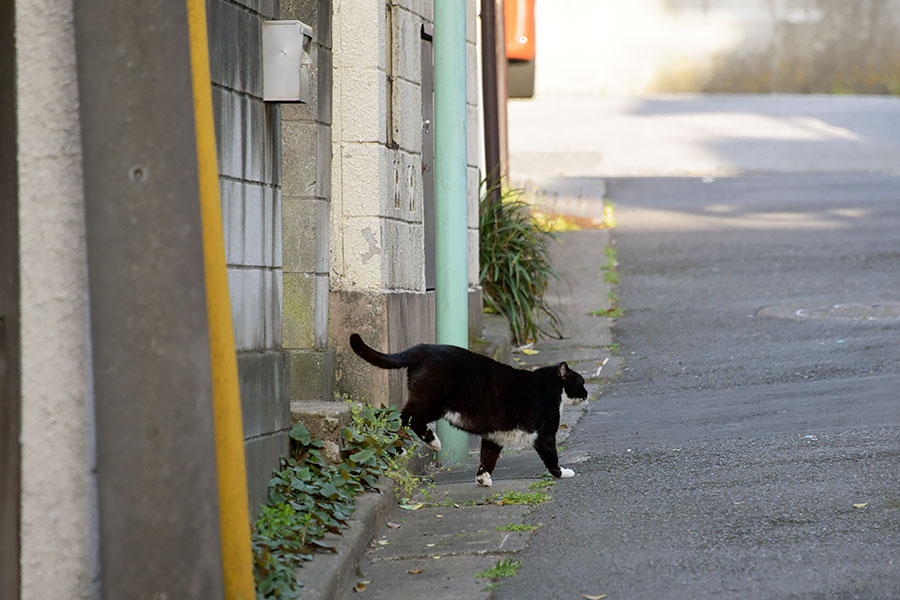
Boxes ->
[557,362,570,378]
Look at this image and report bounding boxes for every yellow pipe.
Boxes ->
[186,0,256,597]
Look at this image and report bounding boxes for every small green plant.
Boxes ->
[345,401,433,503]
[475,558,522,580]
[479,183,563,344]
[495,522,542,532]
[590,244,622,315]
[426,497,479,508]
[489,490,550,505]
[608,289,619,306]
[604,343,620,355]
[529,474,555,490]
[252,405,416,598]
[589,307,623,318]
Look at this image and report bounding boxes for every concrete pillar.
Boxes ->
[15,0,98,597]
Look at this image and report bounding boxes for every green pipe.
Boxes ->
[433,0,469,465]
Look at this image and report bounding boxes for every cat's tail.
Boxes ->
[349,333,410,369]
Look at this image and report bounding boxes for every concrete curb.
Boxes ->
[295,481,397,600]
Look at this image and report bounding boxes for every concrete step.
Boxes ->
[290,399,350,463]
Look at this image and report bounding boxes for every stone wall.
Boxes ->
[207,0,290,516]
[536,0,900,95]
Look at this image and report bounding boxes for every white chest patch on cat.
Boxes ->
[483,429,538,449]
[443,410,466,429]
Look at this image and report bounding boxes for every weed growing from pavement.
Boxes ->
[252,404,419,598]
[590,244,622,318]
[604,342,621,355]
[489,490,551,505]
[529,474,556,490]
[495,522,542,532]
[476,558,523,582]
[425,497,479,508]
[601,245,621,285]
[589,307,624,318]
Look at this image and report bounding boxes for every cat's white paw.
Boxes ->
[560,468,575,478]
[476,472,493,487]
[426,435,442,452]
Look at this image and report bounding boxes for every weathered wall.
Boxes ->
[536,0,900,95]
[329,0,433,407]
[279,0,336,405]
[328,0,481,408]
[15,0,99,597]
[207,0,290,516]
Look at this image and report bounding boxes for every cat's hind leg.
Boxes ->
[534,434,574,479]
[476,439,502,487]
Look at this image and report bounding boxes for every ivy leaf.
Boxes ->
[289,424,312,445]
[350,447,377,464]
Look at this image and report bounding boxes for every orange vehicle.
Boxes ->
[505,0,536,98]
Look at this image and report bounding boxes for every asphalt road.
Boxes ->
[494,174,900,599]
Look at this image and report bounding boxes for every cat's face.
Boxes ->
[558,362,588,400]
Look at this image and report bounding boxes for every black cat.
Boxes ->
[349,333,588,486]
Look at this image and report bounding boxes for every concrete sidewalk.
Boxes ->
[310,225,619,599]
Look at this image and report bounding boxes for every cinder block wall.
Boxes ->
[207,0,290,517]
[329,0,433,408]
[329,0,482,408]
[279,0,335,405]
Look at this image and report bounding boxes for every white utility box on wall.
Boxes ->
[262,20,313,103]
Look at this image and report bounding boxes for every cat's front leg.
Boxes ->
[401,408,443,452]
[534,435,575,479]
[476,439,502,487]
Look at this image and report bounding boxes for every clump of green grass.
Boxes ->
[480,183,562,345]
[529,474,555,490]
[589,307,623,318]
[475,558,522,580]
[590,244,622,317]
[602,245,620,284]
[489,490,551,505]
[495,523,542,532]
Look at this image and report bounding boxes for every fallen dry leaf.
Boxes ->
[399,503,423,511]
[520,348,539,355]
[376,540,390,546]
[386,522,401,529]
[353,582,367,593]
[559,424,568,429]
[435,514,443,518]
[426,543,436,548]
[853,502,868,509]
[408,569,423,574]
[581,595,607,600]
